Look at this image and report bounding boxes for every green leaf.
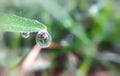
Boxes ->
[0,13,47,32]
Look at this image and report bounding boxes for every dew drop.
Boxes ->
[36,30,52,48]
[21,32,30,38]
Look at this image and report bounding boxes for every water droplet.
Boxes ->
[34,20,39,23]
[36,30,51,48]
[21,32,30,38]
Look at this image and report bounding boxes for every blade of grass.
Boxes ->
[0,13,47,32]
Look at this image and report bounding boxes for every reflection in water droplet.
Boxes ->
[21,32,30,38]
[36,30,52,48]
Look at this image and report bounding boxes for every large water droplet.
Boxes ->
[21,32,30,38]
[36,30,52,48]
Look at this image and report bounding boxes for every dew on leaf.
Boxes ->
[21,32,30,38]
[36,30,51,48]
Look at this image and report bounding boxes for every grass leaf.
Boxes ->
[0,13,47,32]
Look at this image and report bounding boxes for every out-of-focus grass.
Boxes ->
[39,0,90,45]
[0,0,120,76]
[38,0,120,75]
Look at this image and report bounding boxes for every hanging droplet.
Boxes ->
[36,30,52,48]
[21,32,30,38]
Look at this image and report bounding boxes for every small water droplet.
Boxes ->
[36,30,51,48]
[34,20,39,23]
[21,32,30,38]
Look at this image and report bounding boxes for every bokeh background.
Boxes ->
[0,0,120,76]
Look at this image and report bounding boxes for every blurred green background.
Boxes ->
[0,0,120,76]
